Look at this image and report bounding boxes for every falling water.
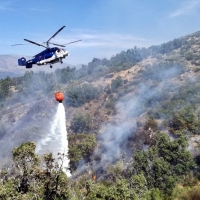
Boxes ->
[36,103,71,177]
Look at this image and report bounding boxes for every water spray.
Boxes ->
[56,103,71,177]
[36,99,71,177]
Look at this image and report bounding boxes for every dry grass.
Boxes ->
[176,188,200,200]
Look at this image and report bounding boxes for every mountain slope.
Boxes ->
[1,30,200,174]
[1,30,200,198]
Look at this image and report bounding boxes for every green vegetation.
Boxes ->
[68,134,96,170]
[111,76,123,92]
[144,118,158,131]
[21,71,55,95]
[168,105,200,134]
[0,142,72,199]
[133,132,195,196]
[0,76,11,101]
[0,131,197,199]
[65,83,101,107]
[137,62,185,82]
[173,186,200,200]
[147,78,200,136]
[55,66,76,83]
[69,112,93,133]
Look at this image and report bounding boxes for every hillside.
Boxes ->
[1,31,200,199]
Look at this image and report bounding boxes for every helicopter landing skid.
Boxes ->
[59,58,63,64]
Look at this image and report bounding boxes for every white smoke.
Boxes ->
[36,103,71,177]
[89,64,185,173]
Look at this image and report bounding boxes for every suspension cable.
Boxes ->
[53,71,60,92]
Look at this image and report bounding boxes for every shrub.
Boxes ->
[168,105,200,134]
[105,101,115,109]
[133,132,195,195]
[144,118,158,131]
[70,112,93,133]
[0,76,11,101]
[65,83,101,107]
[106,110,112,115]
[173,187,200,200]
[104,85,112,94]
[194,68,200,73]
[68,134,96,170]
[55,66,76,83]
[111,76,123,92]
[139,62,185,82]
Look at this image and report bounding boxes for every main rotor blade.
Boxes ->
[24,39,47,48]
[47,26,66,43]
[62,39,82,45]
[48,42,66,47]
[11,44,28,46]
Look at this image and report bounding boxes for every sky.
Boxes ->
[1,0,200,65]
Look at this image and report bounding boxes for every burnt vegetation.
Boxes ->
[1,31,200,198]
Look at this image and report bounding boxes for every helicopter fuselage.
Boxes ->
[18,47,68,68]
[15,26,81,68]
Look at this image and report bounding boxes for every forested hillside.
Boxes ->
[1,31,200,199]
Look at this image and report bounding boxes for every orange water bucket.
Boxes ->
[55,92,64,103]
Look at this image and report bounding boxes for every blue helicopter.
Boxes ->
[12,26,81,68]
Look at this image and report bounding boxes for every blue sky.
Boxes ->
[1,0,200,65]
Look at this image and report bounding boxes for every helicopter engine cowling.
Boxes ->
[18,57,26,66]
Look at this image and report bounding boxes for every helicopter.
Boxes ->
[12,26,81,68]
